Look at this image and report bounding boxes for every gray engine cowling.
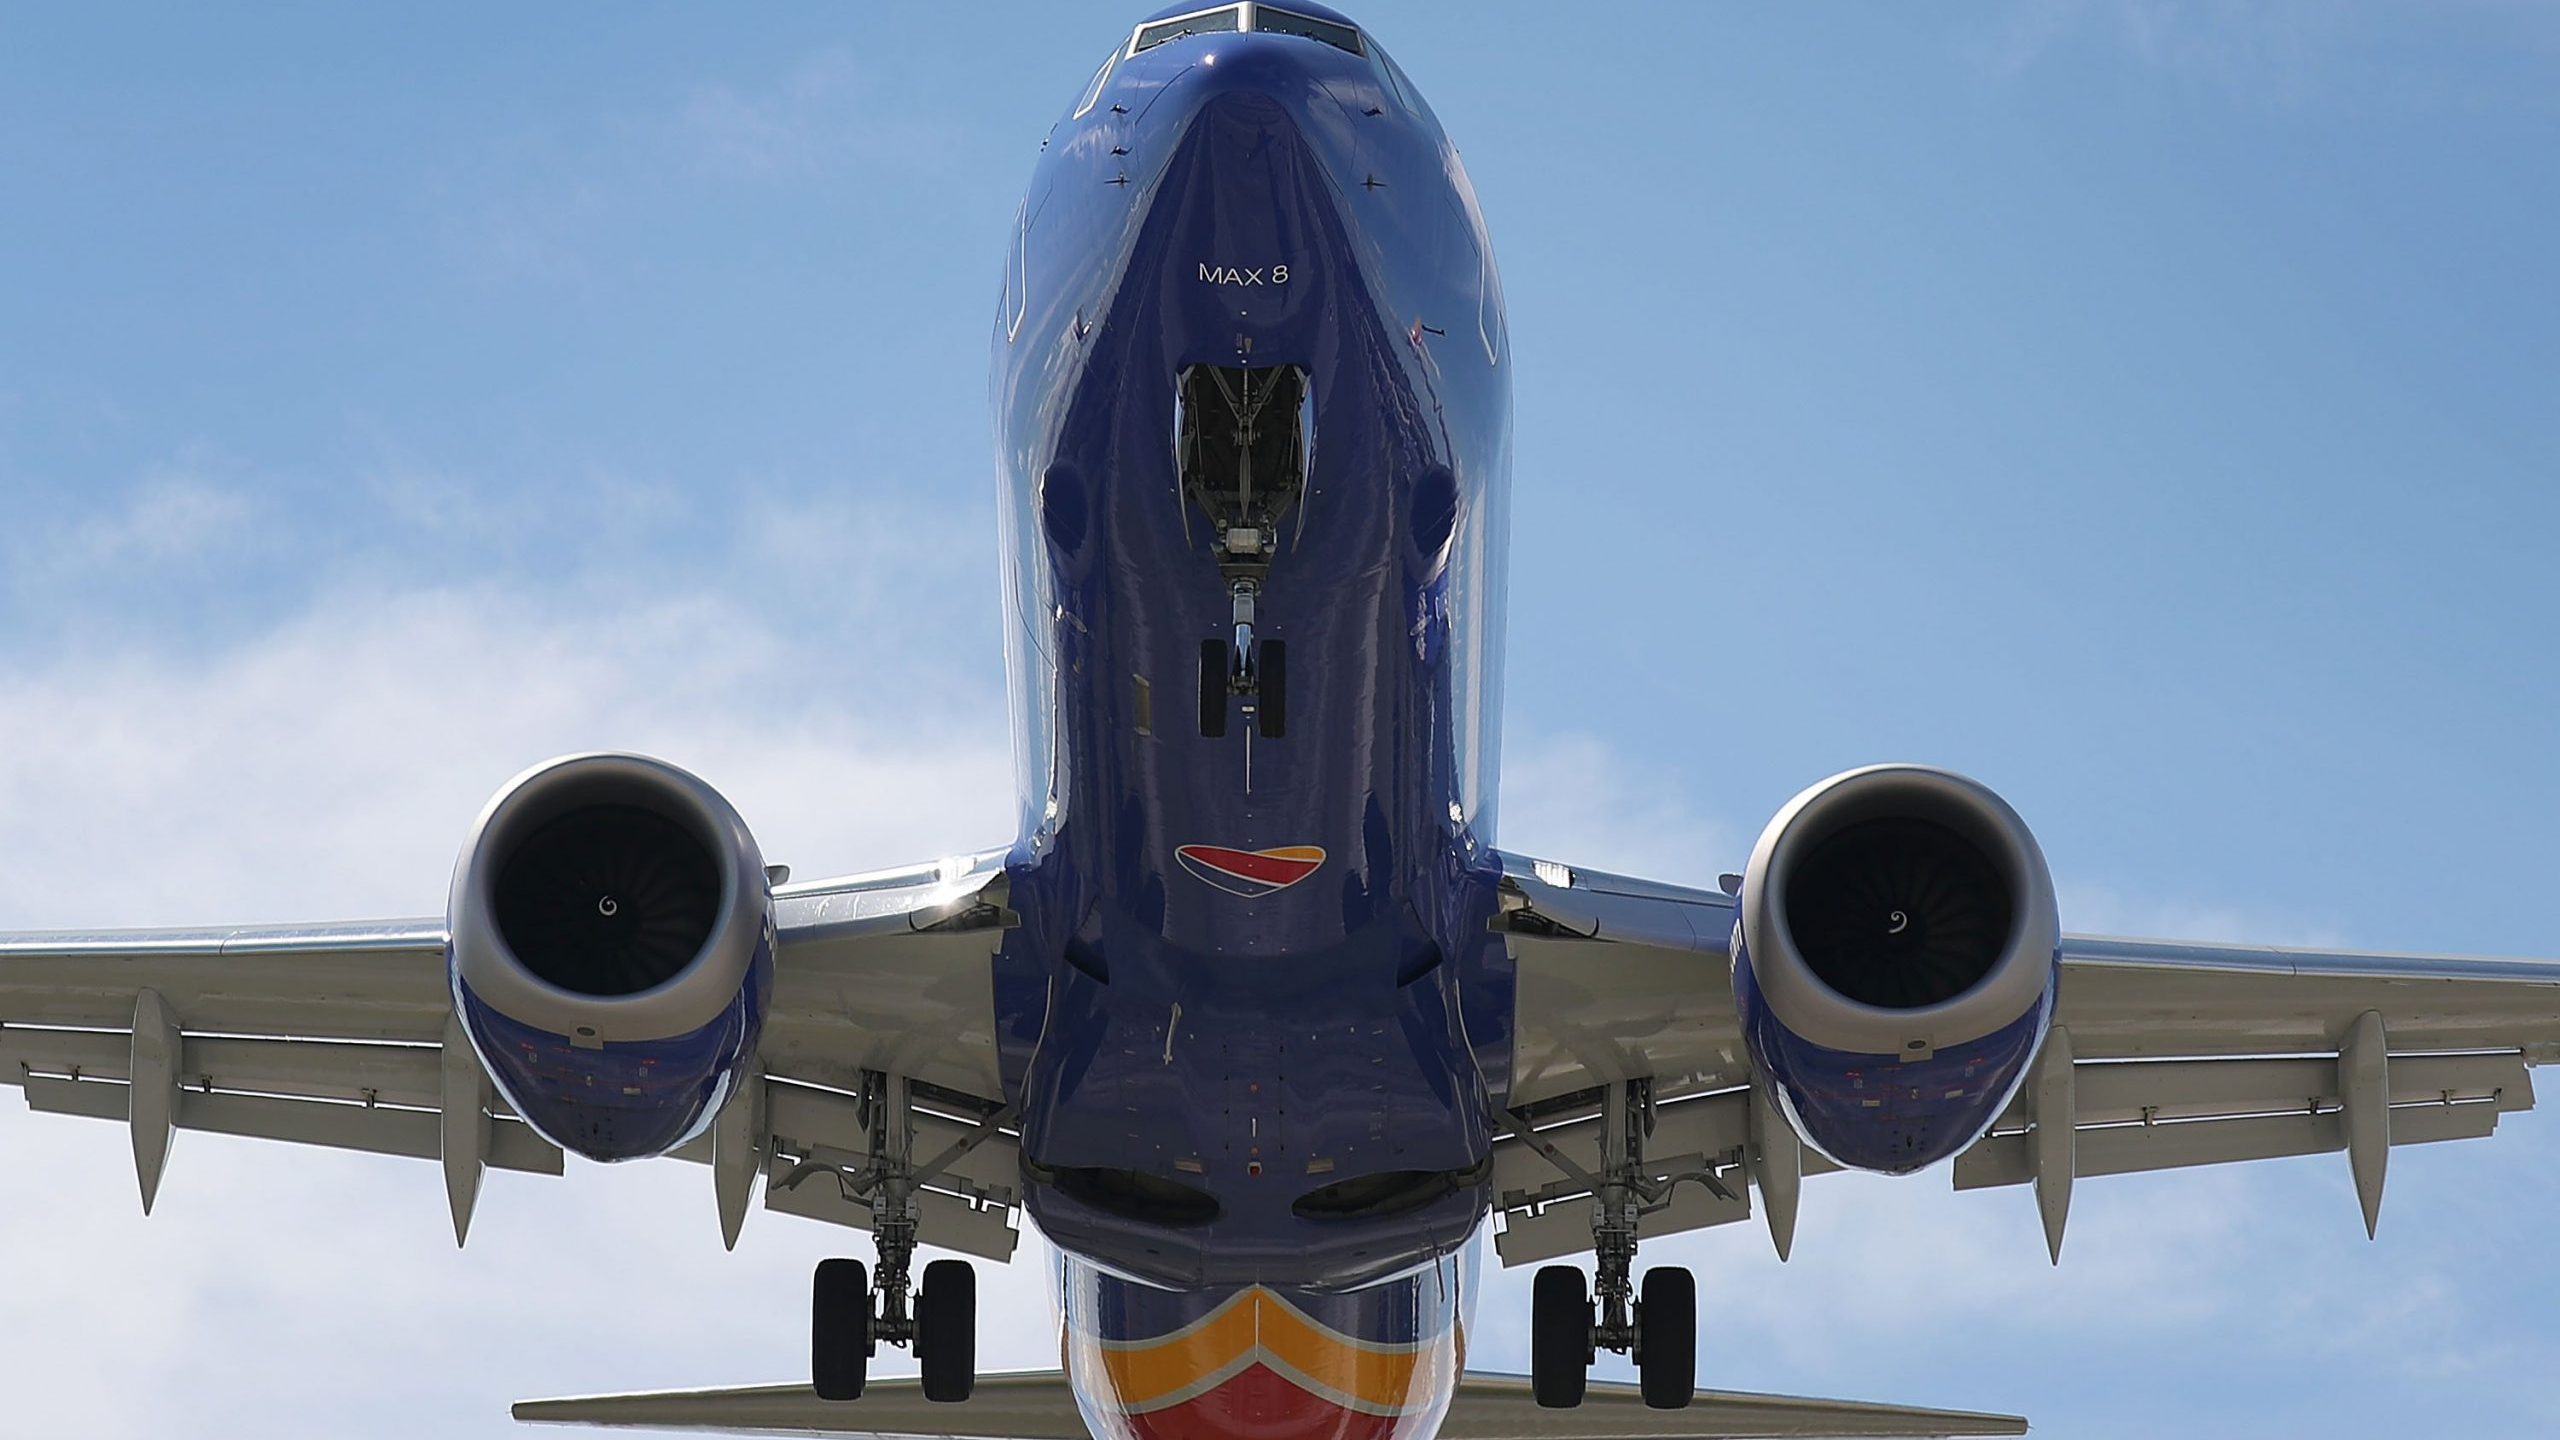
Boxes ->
[447,753,773,1162]
[1731,764,2060,1173]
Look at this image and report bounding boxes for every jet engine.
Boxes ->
[1731,765,2059,1174]
[448,753,773,1162]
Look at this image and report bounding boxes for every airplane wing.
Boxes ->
[0,851,1025,1253]
[1488,850,2560,1262]
[512,1370,2027,1438]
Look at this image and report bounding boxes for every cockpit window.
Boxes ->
[1132,5,1243,55]
[1073,44,1119,119]
[1253,6,1363,56]
[1127,5,1367,60]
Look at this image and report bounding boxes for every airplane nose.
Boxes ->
[1124,30,1363,351]
[1167,33,1335,128]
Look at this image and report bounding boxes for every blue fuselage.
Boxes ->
[988,16,1514,1295]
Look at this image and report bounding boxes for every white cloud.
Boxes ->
[1967,0,2560,114]
[1971,0,2350,101]
[668,49,964,183]
[2056,880,2349,947]
[675,50,868,181]
[14,459,261,579]
[1496,731,1741,881]
[431,48,960,280]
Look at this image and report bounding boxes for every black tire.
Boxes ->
[1256,639,1287,738]
[812,1258,871,1402]
[918,1259,978,1403]
[1199,639,1228,738]
[1638,1266,1697,1410]
[1531,1265,1590,1409]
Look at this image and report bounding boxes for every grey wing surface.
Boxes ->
[1489,850,2560,1261]
[0,850,1025,1254]
[515,1371,1092,1437]
[511,1372,2025,1438]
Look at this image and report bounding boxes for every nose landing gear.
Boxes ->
[1177,363,1305,743]
[1199,582,1286,739]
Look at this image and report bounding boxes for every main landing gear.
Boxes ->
[1529,1081,1699,1411]
[811,1256,978,1403]
[1530,1258,1698,1409]
[808,1074,981,1404]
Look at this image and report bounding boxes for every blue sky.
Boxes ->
[3,3,2558,1435]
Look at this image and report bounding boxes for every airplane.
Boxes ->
[6,4,2557,1437]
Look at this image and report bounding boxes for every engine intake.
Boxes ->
[1733,765,2059,1174]
[492,803,722,999]
[449,754,773,1162]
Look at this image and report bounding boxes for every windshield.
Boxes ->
[1132,5,1244,55]
[1127,5,1366,60]
[1254,6,1363,56]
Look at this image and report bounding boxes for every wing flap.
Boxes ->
[763,1154,1021,1261]
[1954,1049,2530,1191]
[0,1027,504,1111]
[1956,1095,2500,1191]
[1494,1176,1750,1265]
[21,1073,565,1174]
[1488,1088,1790,1265]
[2008,1051,2533,1128]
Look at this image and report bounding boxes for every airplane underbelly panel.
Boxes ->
[988,30,1514,1292]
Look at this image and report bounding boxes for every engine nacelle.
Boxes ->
[1732,765,2059,1175]
[448,753,773,1162]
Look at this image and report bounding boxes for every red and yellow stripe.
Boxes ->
[1071,1286,1461,1440]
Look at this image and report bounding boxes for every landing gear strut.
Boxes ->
[1528,1080,1698,1411]
[806,1073,983,1404]
[1178,363,1305,743]
[1200,582,1286,740]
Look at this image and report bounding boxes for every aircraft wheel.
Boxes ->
[1199,639,1229,738]
[1637,1266,1696,1410]
[1256,639,1287,738]
[812,1258,872,1402]
[918,1258,978,1403]
[1531,1264,1590,1409]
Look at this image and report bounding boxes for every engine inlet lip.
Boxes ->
[450,752,768,1042]
[1741,764,2059,1056]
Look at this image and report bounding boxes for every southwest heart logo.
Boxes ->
[1174,844,1326,899]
